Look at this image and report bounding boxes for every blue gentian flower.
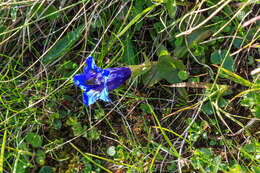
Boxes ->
[74,57,132,106]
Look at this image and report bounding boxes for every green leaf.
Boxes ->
[157,55,184,84]
[36,150,46,166]
[166,0,177,18]
[41,25,84,65]
[244,144,255,153]
[94,108,105,120]
[25,132,42,148]
[87,127,101,140]
[167,162,177,171]
[143,48,185,86]
[218,97,227,108]
[39,166,53,173]
[251,166,260,173]
[233,38,243,49]
[194,45,205,56]
[200,148,212,157]
[248,56,254,65]
[66,117,88,137]
[53,119,62,129]
[253,105,260,118]
[139,103,151,114]
[174,35,183,47]
[241,92,260,106]
[202,101,214,115]
[211,155,221,173]
[143,64,162,87]
[133,1,145,31]
[157,45,170,57]
[32,3,60,21]
[153,22,164,33]
[174,29,212,58]
[178,70,188,80]
[157,56,178,83]
[209,138,217,146]
[210,49,234,72]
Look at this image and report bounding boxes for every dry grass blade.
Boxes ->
[164,82,226,89]
[176,0,232,37]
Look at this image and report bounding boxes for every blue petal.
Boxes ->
[82,87,110,106]
[73,74,86,87]
[74,74,93,92]
[99,88,110,102]
[83,91,98,106]
[86,56,95,69]
[74,57,132,107]
[102,69,110,77]
[106,67,132,91]
[85,56,101,73]
[83,68,97,80]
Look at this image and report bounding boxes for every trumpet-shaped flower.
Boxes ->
[74,57,131,106]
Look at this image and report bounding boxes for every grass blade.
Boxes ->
[41,25,84,65]
[213,64,254,87]
[0,130,7,173]
[148,104,180,158]
[117,3,159,38]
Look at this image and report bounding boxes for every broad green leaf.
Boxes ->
[25,132,42,148]
[36,150,46,166]
[143,46,185,86]
[178,70,188,80]
[252,166,260,173]
[32,3,60,21]
[174,36,183,47]
[174,29,212,58]
[211,155,221,173]
[153,22,164,33]
[173,46,187,58]
[157,55,184,84]
[157,45,170,57]
[41,25,84,65]
[188,29,212,46]
[210,49,235,72]
[166,0,177,18]
[202,101,214,115]
[244,144,255,153]
[143,64,162,87]
[39,166,53,173]
[53,119,62,129]
[241,91,260,106]
[218,97,228,108]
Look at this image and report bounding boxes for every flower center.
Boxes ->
[85,72,104,86]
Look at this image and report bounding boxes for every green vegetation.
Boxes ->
[0,0,259,172]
